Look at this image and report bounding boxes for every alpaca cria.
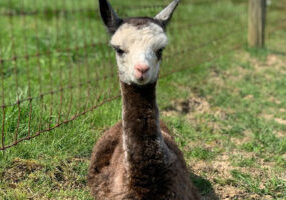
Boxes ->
[88,0,200,199]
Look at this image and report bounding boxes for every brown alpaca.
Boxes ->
[88,0,200,199]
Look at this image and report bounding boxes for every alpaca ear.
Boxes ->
[154,0,180,27]
[98,0,123,34]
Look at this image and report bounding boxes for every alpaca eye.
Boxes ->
[114,47,125,56]
[156,48,164,59]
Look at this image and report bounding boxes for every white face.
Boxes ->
[110,22,168,85]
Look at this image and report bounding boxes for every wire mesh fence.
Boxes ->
[0,0,285,151]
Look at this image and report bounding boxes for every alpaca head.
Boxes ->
[99,0,180,85]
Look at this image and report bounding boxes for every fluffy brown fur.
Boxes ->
[88,82,200,200]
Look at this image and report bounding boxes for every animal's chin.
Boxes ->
[133,79,149,85]
[132,76,152,85]
[119,75,153,86]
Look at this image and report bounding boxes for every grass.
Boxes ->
[1,0,286,199]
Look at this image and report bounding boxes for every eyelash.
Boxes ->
[156,48,164,59]
[114,47,125,56]
[112,47,164,58]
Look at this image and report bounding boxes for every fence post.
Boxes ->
[248,0,267,48]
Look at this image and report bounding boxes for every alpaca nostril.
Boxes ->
[134,64,150,74]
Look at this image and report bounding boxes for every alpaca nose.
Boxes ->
[134,64,150,79]
[135,64,150,73]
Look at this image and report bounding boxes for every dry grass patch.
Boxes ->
[0,157,90,199]
[164,49,286,199]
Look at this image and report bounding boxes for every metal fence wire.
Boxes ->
[0,0,284,151]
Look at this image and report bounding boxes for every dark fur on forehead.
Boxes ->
[123,17,165,30]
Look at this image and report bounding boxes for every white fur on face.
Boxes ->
[110,22,168,85]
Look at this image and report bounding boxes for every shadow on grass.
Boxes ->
[190,172,219,200]
[268,49,286,56]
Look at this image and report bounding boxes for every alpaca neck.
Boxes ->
[120,81,169,174]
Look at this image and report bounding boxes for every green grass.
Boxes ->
[1,0,286,199]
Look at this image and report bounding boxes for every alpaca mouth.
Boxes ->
[135,73,148,82]
[133,74,150,85]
